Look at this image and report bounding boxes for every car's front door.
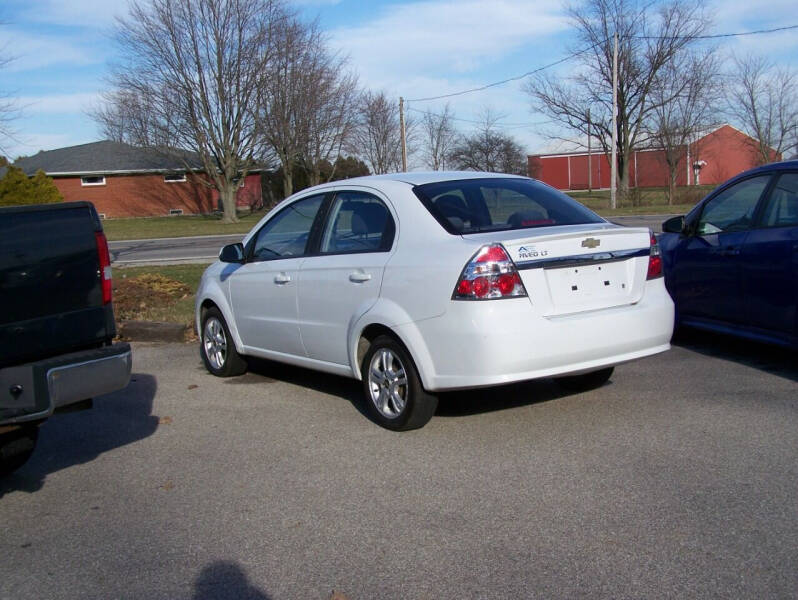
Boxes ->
[669,174,771,325]
[740,171,798,341]
[297,190,396,366]
[228,194,325,357]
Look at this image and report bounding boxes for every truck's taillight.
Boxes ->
[647,232,662,280]
[453,244,528,300]
[95,231,113,304]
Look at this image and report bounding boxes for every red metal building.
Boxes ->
[528,125,781,190]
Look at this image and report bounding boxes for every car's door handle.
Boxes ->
[274,273,291,284]
[349,272,372,283]
[717,246,740,256]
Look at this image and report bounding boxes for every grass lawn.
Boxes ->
[113,263,207,327]
[102,211,267,241]
[568,185,714,216]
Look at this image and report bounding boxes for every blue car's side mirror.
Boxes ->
[662,216,686,235]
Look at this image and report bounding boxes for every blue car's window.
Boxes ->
[250,194,324,261]
[697,175,770,234]
[761,173,798,228]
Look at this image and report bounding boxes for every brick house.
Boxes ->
[12,140,265,218]
[528,124,782,191]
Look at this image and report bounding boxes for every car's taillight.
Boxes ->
[647,232,662,280]
[453,244,528,300]
[95,231,113,304]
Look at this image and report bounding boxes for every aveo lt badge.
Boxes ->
[581,237,601,249]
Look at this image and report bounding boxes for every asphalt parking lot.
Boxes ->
[1,332,797,599]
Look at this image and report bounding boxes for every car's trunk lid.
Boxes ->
[466,224,652,316]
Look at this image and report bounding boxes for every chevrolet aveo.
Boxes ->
[197,172,674,430]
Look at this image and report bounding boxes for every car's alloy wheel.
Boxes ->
[204,317,228,370]
[367,348,409,419]
[200,307,247,377]
[361,335,437,431]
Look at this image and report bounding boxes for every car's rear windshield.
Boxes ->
[413,177,604,234]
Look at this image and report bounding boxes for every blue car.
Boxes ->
[659,160,798,349]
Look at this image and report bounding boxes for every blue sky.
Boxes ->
[1,0,796,163]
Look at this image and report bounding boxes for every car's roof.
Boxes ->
[318,171,529,188]
[738,159,798,178]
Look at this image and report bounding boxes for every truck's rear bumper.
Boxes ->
[0,343,132,425]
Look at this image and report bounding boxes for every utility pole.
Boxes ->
[610,32,618,210]
[399,97,408,172]
[587,108,592,193]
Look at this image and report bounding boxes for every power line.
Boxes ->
[638,23,798,40]
[406,43,600,102]
[406,106,552,128]
[405,24,798,103]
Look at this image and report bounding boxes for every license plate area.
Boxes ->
[544,261,632,312]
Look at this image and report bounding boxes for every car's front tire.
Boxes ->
[200,307,248,377]
[556,366,614,392]
[361,336,437,431]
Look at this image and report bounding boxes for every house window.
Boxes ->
[81,175,106,186]
[98,213,106,220]
[169,209,184,216]
[164,173,187,183]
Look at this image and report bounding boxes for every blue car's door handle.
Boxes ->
[717,246,740,256]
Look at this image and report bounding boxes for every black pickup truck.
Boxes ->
[1,202,131,474]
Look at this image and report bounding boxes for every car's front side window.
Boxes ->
[696,175,770,235]
[250,194,324,261]
[319,192,394,254]
[760,172,798,228]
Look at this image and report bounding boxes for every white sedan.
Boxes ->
[196,172,674,430]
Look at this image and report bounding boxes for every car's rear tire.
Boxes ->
[200,307,248,377]
[556,367,614,392]
[361,335,437,431]
[0,425,39,477]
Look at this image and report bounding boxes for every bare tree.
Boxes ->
[525,0,711,204]
[352,91,410,175]
[291,23,359,187]
[0,37,20,157]
[647,49,721,203]
[420,104,458,170]
[727,55,798,164]
[94,0,285,223]
[448,109,527,174]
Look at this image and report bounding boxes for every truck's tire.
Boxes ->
[556,367,614,392]
[200,307,248,377]
[0,425,39,476]
[361,335,437,431]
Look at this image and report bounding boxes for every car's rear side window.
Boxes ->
[319,191,395,254]
[413,178,603,234]
[761,172,798,228]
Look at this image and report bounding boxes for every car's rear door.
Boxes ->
[668,174,771,325]
[739,171,798,342]
[297,190,396,366]
[228,194,325,357]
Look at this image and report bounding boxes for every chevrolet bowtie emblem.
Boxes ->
[581,237,601,249]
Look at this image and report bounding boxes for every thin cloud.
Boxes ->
[17,93,101,115]
[331,0,567,79]
[2,29,100,72]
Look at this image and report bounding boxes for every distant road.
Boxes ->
[109,233,244,266]
[109,215,677,266]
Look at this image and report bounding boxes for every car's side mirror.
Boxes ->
[662,216,686,235]
[219,243,245,263]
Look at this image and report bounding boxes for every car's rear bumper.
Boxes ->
[0,343,132,425]
[400,279,674,391]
